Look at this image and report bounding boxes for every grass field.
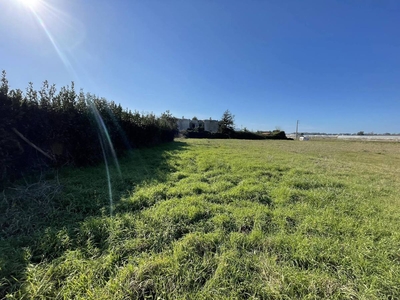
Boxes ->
[1,138,400,299]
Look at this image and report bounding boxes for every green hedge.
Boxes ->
[0,71,177,186]
[183,130,289,140]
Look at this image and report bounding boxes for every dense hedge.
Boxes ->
[0,71,177,186]
[183,129,289,140]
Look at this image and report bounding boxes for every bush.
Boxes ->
[265,130,288,140]
[182,130,231,139]
[183,130,288,140]
[231,131,265,140]
[0,71,177,186]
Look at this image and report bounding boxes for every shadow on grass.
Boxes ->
[0,140,189,298]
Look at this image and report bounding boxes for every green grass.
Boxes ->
[1,139,400,299]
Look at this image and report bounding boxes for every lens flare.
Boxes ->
[30,9,77,78]
[87,99,122,216]
[18,0,124,216]
[20,0,83,79]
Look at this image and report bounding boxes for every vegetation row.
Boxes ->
[183,110,290,140]
[0,71,177,187]
[183,128,289,140]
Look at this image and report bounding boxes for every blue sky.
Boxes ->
[1,0,399,133]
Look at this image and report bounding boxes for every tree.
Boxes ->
[160,110,178,130]
[0,91,24,183]
[1,70,9,96]
[26,82,38,105]
[39,80,51,109]
[218,110,235,134]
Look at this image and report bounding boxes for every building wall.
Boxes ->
[177,119,191,131]
[204,120,219,133]
[177,119,219,133]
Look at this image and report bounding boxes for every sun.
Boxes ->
[19,0,40,9]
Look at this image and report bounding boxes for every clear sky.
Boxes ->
[1,0,399,133]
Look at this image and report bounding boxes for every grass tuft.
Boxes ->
[2,139,400,298]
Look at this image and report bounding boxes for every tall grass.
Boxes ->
[1,139,400,299]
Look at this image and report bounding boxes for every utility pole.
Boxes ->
[295,120,299,140]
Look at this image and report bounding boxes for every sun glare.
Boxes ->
[13,0,80,78]
[19,0,40,9]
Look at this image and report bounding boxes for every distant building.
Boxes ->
[259,131,272,136]
[177,118,219,133]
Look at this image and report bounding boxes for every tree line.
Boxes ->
[184,110,289,140]
[0,71,177,186]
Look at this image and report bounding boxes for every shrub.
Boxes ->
[0,71,177,186]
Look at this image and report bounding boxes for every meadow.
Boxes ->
[1,138,400,299]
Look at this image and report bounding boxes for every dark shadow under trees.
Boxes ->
[0,70,178,188]
[0,140,189,298]
[0,70,182,297]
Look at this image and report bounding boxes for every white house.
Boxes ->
[177,118,219,133]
